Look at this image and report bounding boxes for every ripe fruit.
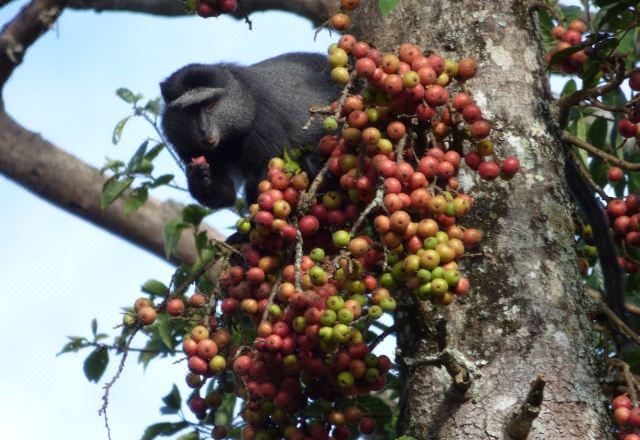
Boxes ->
[608,166,624,182]
[137,306,157,326]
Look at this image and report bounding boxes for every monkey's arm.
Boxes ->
[565,153,626,318]
[186,160,237,210]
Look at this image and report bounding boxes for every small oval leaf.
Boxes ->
[83,347,109,382]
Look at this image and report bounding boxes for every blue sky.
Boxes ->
[0,4,333,439]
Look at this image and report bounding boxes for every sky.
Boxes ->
[0,4,334,439]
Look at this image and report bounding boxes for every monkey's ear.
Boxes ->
[168,87,225,109]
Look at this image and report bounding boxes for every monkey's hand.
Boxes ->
[186,159,237,210]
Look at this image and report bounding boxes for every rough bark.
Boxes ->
[66,0,334,25]
[351,1,610,439]
[0,109,224,264]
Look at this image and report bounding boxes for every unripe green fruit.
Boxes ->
[309,266,327,285]
[310,248,325,262]
[423,237,438,250]
[380,273,397,289]
[337,371,355,389]
[328,48,349,67]
[376,138,393,154]
[323,116,339,132]
[268,303,282,319]
[364,353,378,367]
[403,254,421,274]
[417,268,432,283]
[368,305,383,319]
[431,278,449,295]
[337,308,354,324]
[327,43,339,54]
[327,295,345,311]
[417,282,432,300]
[365,367,380,384]
[435,231,450,244]
[331,67,351,85]
[345,279,365,295]
[402,70,421,88]
[320,309,338,326]
[444,59,458,76]
[445,203,457,217]
[236,218,251,234]
[391,261,408,281]
[333,323,352,343]
[319,326,333,341]
[123,314,136,326]
[293,316,306,333]
[333,230,351,248]
[366,108,379,123]
[380,296,397,311]
[431,266,445,280]
[444,269,461,286]
[209,355,226,373]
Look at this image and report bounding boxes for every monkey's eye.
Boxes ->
[205,99,218,111]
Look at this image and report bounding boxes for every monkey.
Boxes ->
[564,152,626,319]
[160,52,341,210]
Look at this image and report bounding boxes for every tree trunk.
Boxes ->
[353,1,610,438]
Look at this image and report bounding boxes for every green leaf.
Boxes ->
[161,385,182,414]
[58,336,89,355]
[91,319,98,337]
[184,0,197,12]
[579,59,602,91]
[597,1,635,29]
[397,437,418,440]
[140,422,189,440]
[560,79,577,98]
[112,116,130,145]
[100,159,125,174]
[589,157,608,188]
[145,98,162,116]
[145,143,166,161]
[157,314,174,351]
[123,188,149,216]
[177,432,199,440]
[83,347,109,382]
[165,220,193,258]
[141,279,170,296]
[127,140,149,173]
[560,5,582,21]
[149,174,174,189]
[576,114,586,141]
[182,204,211,227]
[101,176,134,209]
[116,87,140,104]
[586,117,608,151]
[378,0,400,17]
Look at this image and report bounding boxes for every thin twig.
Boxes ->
[98,327,139,440]
[562,131,640,172]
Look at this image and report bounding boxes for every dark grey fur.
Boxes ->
[160,52,340,209]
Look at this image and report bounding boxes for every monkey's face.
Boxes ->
[160,87,227,162]
[160,64,258,163]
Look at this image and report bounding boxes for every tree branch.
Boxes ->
[556,56,626,128]
[0,0,67,89]
[66,0,336,25]
[0,109,224,265]
[562,131,640,171]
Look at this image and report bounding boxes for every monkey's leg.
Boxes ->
[186,162,237,209]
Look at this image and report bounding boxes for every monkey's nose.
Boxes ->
[205,135,218,146]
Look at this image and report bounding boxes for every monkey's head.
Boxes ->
[160,63,256,162]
